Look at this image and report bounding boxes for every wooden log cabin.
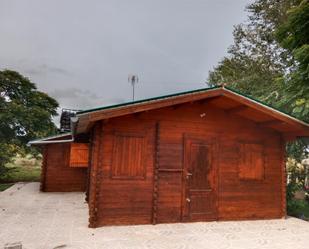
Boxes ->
[29,85,309,227]
[31,133,88,192]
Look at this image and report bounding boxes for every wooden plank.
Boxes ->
[280,135,287,218]
[111,133,146,179]
[257,120,284,127]
[152,122,160,224]
[88,123,103,228]
[85,130,94,203]
[44,143,87,192]
[238,143,264,180]
[40,146,48,191]
[158,169,183,172]
[226,105,248,115]
[198,96,223,105]
[69,143,89,167]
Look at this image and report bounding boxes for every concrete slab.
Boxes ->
[0,183,309,249]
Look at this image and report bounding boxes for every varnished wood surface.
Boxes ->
[42,143,87,192]
[76,87,309,136]
[182,137,217,221]
[88,101,286,227]
[69,143,89,167]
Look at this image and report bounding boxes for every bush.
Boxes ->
[287,182,309,219]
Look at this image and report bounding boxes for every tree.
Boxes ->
[276,0,309,121]
[208,0,309,160]
[276,0,309,183]
[0,70,59,174]
[208,0,301,107]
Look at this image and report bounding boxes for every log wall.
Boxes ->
[89,102,284,226]
[42,143,87,192]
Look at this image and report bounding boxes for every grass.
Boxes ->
[0,155,41,191]
[0,183,14,191]
[1,163,41,182]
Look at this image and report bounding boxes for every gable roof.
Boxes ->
[77,86,220,115]
[75,85,309,139]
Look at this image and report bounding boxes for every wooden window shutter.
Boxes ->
[111,133,146,179]
[69,143,89,167]
[239,143,264,180]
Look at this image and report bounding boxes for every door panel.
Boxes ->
[183,137,217,221]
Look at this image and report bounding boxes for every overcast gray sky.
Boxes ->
[0,0,251,113]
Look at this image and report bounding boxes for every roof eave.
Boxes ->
[28,133,72,146]
[76,87,224,133]
[75,86,309,136]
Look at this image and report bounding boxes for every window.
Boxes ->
[69,143,89,167]
[238,143,264,180]
[111,133,146,179]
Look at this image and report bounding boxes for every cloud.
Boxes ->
[24,63,71,76]
[50,88,101,109]
[50,87,126,110]
[51,87,126,127]
[0,0,250,116]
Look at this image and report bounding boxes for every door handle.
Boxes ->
[186,198,191,203]
[186,172,192,179]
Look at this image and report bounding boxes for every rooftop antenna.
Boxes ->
[128,74,139,101]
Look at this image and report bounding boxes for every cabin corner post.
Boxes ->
[40,146,48,192]
[88,122,103,228]
[281,136,287,218]
[85,129,94,203]
[152,122,160,225]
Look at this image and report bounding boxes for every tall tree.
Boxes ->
[276,0,309,121]
[0,70,59,174]
[208,0,300,107]
[208,0,308,161]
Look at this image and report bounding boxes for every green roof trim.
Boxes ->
[76,85,308,126]
[77,86,220,115]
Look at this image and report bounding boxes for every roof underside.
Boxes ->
[75,86,309,139]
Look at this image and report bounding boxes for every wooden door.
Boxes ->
[183,137,217,221]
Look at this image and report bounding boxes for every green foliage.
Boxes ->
[287,183,296,201]
[208,0,300,98]
[287,198,309,218]
[287,158,307,186]
[208,0,309,163]
[286,182,309,219]
[0,70,59,175]
[275,0,309,121]
[287,140,309,161]
[287,182,301,204]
